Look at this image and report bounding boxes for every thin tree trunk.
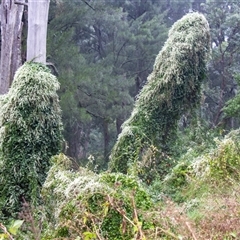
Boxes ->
[27,0,50,63]
[103,119,110,161]
[0,0,24,94]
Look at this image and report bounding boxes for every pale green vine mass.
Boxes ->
[109,13,211,174]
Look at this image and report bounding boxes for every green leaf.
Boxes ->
[8,220,24,235]
[83,231,97,240]
[133,225,138,233]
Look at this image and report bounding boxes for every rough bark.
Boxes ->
[27,0,50,63]
[0,0,24,94]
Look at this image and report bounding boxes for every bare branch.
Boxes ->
[81,0,95,11]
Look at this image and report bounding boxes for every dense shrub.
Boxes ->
[41,154,152,240]
[160,129,240,202]
[0,62,63,219]
[17,149,240,239]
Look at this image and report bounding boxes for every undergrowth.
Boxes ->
[2,127,240,240]
[154,129,240,239]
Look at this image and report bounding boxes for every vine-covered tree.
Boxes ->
[0,62,63,218]
[109,13,211,176]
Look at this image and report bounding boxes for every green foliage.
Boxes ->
[208,131,240,183]
[224,75,240,119]
[165,161,190,192]
[100,172,152,210]
[47,0,168,164]
[200,0,240,128]
[15,136,240,239]
[160,129,240,202]
[0,62,63,219]
[41,154,152,240]
[7,220,24,236]
[109,12,211,177]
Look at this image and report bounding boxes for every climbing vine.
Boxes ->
[41,154,152,239]
[0,62,63,218]
[109,13,211,176]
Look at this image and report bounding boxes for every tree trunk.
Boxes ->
[66,122,89,160]
[27,0,50,63]
[103,119,110,161]
[0,0,24,94]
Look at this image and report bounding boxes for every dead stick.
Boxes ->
[186,221,198,240]
[131,195,146,239]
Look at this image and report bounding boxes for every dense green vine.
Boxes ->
[41,154,152,240]
[109,13,211,176]
[0,62,63,219]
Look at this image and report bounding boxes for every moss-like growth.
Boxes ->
[42,154,152,240]
[0,62,63,218]
[109,13,211,176]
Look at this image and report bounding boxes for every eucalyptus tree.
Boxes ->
[0,0,50,95]
[110,0,168,95]
[109,13,211,177]
[27,0,50,63]
[0,0,24,94]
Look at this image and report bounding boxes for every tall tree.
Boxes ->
[47,1,97,161]
[0,0,24,94]
[0,0,50,94]
[111,0,168,94]
[47,0,168,166]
